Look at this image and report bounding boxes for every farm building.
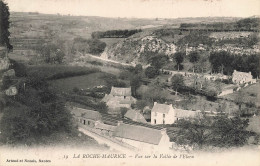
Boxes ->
[71,107,102,128]
[232,70,256,84]
[94,121,117,137]
[151,102,201,125]
[124,109,147,123]
[113,122,171,151]
[102,86,137,114]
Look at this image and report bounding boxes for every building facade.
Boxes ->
[151,102,201,125]
[113,122,171,151]
[232,70,256,84]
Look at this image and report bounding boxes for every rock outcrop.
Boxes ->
[104,36,176,65]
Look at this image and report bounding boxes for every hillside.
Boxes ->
[101,17,260,70]
[102,35,177,64]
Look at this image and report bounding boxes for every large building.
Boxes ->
[102,87,136,114]
[113,122,171,151]
[151,102,201,125]
[232,70,256,84]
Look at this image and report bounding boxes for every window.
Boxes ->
[154,119,156,124]
[124,96,126,99]
[88,121,90,125]
[163,114,165,118]
[163,120,165,124]
[83,120,86,125]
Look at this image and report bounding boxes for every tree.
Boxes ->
[36,43,65,64]
[188,51,200,73]
[174,52,184,71]
[130,75,141,97]
[173,115,250,150]
[171,74,184,95]
[148,54,168,70]
[173,116,212,149]
[211,116,250,147]
[134,64,143,74]
[145,66,158,78]
[0,75,73,144]
[235,90,245,114]
[0,1,12,50]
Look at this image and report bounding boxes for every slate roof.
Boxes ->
[113,123,164,145]
[174,109,201,118]
[95,122,117,131]
[71,107,102,121]
[110,86,132,96]
[124,109,147,123]
[151,103,172,114]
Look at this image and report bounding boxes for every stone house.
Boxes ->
[71,107,117,136]
[151,102,201,125]
[71,107,102,128]
[102,87,137,114]
[113,122,171,151]
[232,70,256,84]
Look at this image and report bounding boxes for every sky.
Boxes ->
[4,0,260,18]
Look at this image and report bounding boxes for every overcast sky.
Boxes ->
[5,0,260,18]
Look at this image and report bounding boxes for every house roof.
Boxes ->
[71,107,102,121]
[113,123,164,145]
[174,109,201,118]
[151,103,172,114]
[110,86,132,96]
[95,122,117,131]
[233,70,252,76]
[124,109,147,123]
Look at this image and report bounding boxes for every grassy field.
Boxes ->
[221,82,260,106]
[48,72,109,93]
[26,65,100,79]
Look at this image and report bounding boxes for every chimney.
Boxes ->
[117,121,123,126]
[154,102,157,106]
[160,128,167,135]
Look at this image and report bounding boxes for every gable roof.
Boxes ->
[174,109,201,118]
[71,107,102,121]
[151,103,172,114]
[124,110,147,123]
[113,123,164,145]
[95,122,117,131]
[233,70,252,77]
[110,86,132,96]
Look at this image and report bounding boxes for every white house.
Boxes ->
[113,122,171,151]
[232,70,256,84]
[151,102,201,125]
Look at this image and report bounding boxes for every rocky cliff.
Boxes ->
[102,35,176,65]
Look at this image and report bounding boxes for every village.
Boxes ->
[67,67,259,152]
[0,3,259,155]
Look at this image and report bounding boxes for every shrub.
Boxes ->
[145,66,159,78]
